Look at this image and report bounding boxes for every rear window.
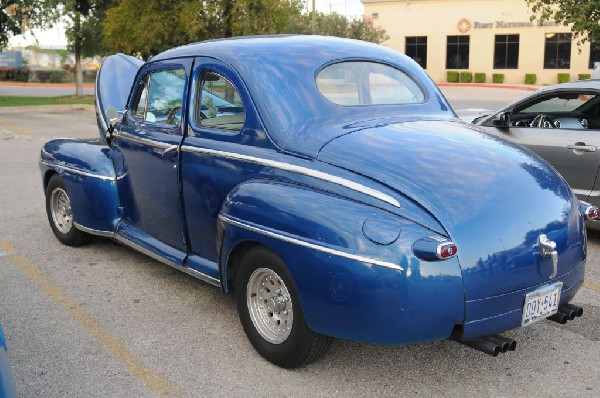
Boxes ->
[316,61,425,106]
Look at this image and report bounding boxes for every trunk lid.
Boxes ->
[317,120,585,300]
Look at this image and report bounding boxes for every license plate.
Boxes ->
[521,282,563,327]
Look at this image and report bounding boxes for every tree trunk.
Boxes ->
[74,10,83,97]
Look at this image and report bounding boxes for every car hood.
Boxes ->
[318,120,584,299]
[95,53,143,138]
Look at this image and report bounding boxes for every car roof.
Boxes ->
[151,35,403,65]
[152,35,455,158]
[535,79,600,93]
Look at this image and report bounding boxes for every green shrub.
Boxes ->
[0,67,29,82]
[492,73,505,83]
[578,73,592,80]
[524,74,537,85]
[83,70,97,83]
[474,73,486,83]
[49,70,65,83]
[557,73,570,84]
[460,71,473,83]
[447,71,459,83]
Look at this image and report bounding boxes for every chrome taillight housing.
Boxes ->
[413,237,458,262]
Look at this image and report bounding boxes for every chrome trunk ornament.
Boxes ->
[538,234,558,279]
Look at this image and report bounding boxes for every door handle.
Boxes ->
[567,144,596,153]
[161,145,178,156]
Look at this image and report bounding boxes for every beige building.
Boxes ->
[362,0,598,84]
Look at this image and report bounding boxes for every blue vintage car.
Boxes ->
[40,35,594,368]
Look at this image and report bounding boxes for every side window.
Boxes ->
[518,94,597,114]
[132,75,149,120]
[509,93,600,129]
[197,71,246,131]
[132,68,186,126]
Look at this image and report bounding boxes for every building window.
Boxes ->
[544,33,572,69]
[405,36,428,69]
[589,42,600,69]
[494,34,519,69]
[446,36,469,69]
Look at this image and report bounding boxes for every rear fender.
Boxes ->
[218,179,464,345]
[40,138,119,235]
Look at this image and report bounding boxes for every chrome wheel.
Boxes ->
[247,267,293,344]
[50,187,73,234]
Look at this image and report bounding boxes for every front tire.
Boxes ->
[236,246,332,368]
[45,174,91,246]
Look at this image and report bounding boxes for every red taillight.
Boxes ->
[437,242,458,259]
[585,206,599,220]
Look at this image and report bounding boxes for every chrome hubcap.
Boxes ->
[247,268,293,344]
[50,187,73,234]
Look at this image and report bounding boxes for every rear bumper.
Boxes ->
[461,260,585,340]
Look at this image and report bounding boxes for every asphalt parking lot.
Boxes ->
[0,87,599,397]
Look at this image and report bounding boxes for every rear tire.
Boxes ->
[236,246,332,368]
[45,174,92,246]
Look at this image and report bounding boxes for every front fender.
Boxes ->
[40,138,120,235]
[219,180,464,345]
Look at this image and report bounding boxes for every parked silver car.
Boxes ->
[473,80,600,229]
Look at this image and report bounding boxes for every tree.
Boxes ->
[102,1,388,59]
[288,12,389,44]
[526,0,600,44]
[103,0,305,59]
[48,0,114,96]
[3,1,112,95]
[0,0,23,50]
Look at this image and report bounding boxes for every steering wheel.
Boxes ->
[166,106,182,125]
[530,114,558,128]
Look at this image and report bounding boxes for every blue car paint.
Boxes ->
[40,35,587,347]
[40,139,120,233]
[219,180,465,344]
[0,324,17,398]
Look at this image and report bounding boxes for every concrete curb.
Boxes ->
[0,82,95,89]
[0,104,95,113]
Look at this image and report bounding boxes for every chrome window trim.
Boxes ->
[576,189,600,197]
[74,222,115,238]
[113,234,221,287]
[39,159,115,181]
[219,215,403,271]
[181,145,400,208]
[95,77,109,132]
[115,131,179,151]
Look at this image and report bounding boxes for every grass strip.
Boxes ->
[0,95,95,107]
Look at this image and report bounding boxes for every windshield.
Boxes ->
[316,61,425,106]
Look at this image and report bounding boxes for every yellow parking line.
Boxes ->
[0,118,32,134]
[584,280,600,292]
[0,236,180,397]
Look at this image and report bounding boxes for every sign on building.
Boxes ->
[0,51,24,68]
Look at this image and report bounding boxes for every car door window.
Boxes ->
[197,71,246,131]
[511,92,600,129]
[519,94,597,114]
[132,68,186,126]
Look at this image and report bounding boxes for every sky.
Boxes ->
[8,0,365,49]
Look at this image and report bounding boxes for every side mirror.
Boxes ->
[492,111,511,128]
[105,107,124,127]
[104,107,125,146]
